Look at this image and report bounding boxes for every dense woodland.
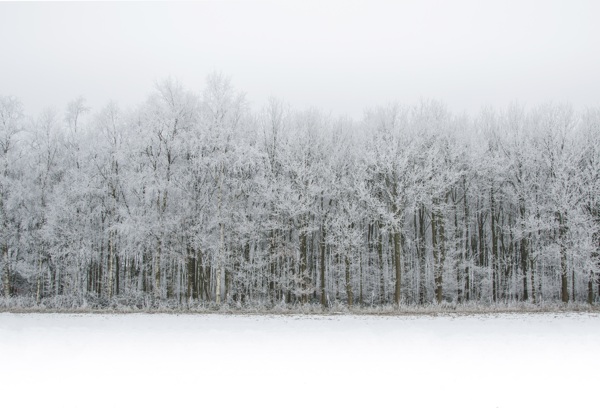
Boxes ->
[1,74,599,309]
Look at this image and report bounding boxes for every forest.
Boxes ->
[1,74,599,309]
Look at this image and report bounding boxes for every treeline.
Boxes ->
[1,74,599,308]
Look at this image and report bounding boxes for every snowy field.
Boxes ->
[1,312,598,408]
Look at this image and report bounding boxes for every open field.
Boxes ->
[1,312,598,407]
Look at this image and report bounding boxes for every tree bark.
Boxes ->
[217,222,224,304]
[2,243,9,298]
[520,203,529,301]
[558,212,569,303]
[393,229,402,306]
[491,188,498,302]
[345,254,353,306]
[36,257,42,304]
[591,232,599,304]
[417,206,427,304]
[154,242,161,299]
[320,225,326,307]
[115,251,120,297]
[438,206,446,303]
[299,223,308,304]
[216,168,224,304]
[377,222,385,304]
[108,230,114,300]
[432,200,444,304]
[463,180,471,302]
[454,190,462,303]
[269,229,276,304]
[588,272,594,305]
[186,247,196,301]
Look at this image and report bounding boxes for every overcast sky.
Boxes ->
[1,0,599,118]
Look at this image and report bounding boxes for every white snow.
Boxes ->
[1,312,598,407]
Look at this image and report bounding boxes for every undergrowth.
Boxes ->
[1,295,599,315]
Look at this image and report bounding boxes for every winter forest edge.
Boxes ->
[1,74,599,311]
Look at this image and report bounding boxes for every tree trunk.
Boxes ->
[393,229,402,306]
[115,251,120,297]
[367,223,373,303]
[454,191,462,303]
[299,221,308,304]
[588,271,594,304]
[36,257,42,304]
[320,225,327,307]
[491,188,498,303]
[154,242,161,299]
[432,201,444,304]
[108,230,114,300]
[558,212,569,303]
[530,257,536,303]
[269,229,276,304]
[216,170,224,305]
[186,247,196,301]
[572,266,575,302]
[217,222,224,304]
[345,254,353,306]
[438,205,446,303]
[377,222,385,304]
[591,232,599,304]
[359,246,364,306]
[2,243,9,298]
[418,206,427,304]
[97,243,103,297]
[225,249,231,303]
[463,180,470,302]
[477,206,486,301]
[520,202,529,301]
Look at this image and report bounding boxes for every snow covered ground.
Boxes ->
[1,312,598,408]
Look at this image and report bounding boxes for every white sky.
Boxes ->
[1,0,599,118]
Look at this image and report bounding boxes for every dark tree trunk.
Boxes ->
[299,225,308,304]
[520,202,529,301]
[270,229,276,304]
[432,200,444,304]
[491,188,498,302]
[186,247,196,301]
[454,190,462,303]
[393,229,402,306]
[588,272,594,305]
[320,225,326,307]
[377,221,385,304]
[558,212,569,303]
[418,205,427,304]
[3,243,10,298]
[115,251,120,297]
[463,180,470,302]
[345,255,353,306]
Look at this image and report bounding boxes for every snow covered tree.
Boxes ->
[1,80,599,309]
[0,96,24,298]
